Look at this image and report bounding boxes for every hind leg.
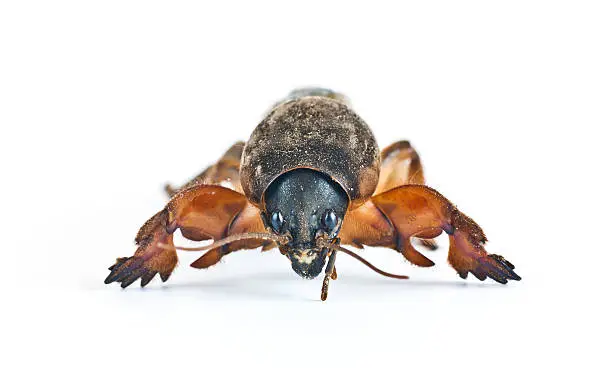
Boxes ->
[164,141,245,197]
[376,141,438,250]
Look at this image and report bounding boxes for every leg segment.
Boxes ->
[165,141,245,197]
[340,185,520,282]
[106,210,177,287]
[375,140,425,194]
[376,141,437,251]
[105,185,266,288]
[372,185,520,283]
[339,200,437,267]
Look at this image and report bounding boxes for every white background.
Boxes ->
[2,1,610,383]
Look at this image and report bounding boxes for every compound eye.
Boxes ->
[270,211,284,233]
[322,210,338,232]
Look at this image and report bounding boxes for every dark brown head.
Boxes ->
[262,168,349,278]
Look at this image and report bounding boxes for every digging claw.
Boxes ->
[467,254,521,283]
[104,256,164,288]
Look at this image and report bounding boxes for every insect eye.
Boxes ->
[322,210,338,232]
[270,211,284,233]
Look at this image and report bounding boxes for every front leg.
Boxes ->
[105,185,264,288]
[106,209,178,287]
[372,185,521,283]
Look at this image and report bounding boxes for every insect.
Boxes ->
[105,88,521,300]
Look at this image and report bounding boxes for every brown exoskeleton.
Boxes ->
[105,88,521,300]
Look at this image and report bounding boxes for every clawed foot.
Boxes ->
[456,253,521,284]
[105,256,174,288]
[105,209,178,288]
[448,211,521,284]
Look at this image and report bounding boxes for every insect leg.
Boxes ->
[372,185,521,283]
[376,140,437,250]
[105,185,260,288]
[164,141,245,198]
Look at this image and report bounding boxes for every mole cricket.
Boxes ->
[105,88,521,300]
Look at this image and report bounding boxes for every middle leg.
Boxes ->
[165,141,245,197]
[376,140,438,250]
